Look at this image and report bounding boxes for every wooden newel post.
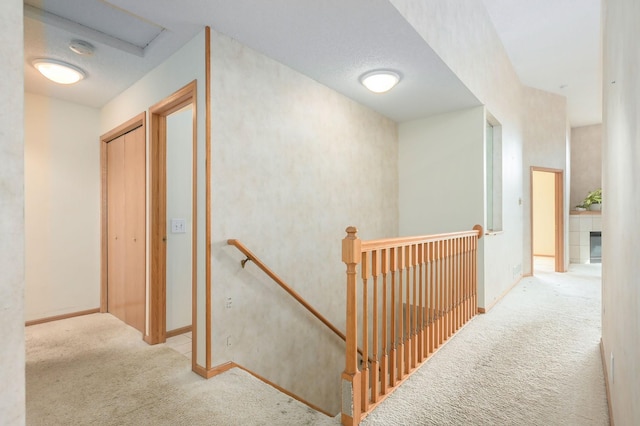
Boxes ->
[342,226,362,426]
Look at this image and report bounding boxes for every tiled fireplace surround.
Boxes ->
[569,211,602,264]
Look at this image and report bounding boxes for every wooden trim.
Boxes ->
[600,339,615,426]
[193,361,235,379]
[166,325,193,339]
[233,363,333,418]
[26,308,100,326]
[148,81,198,345]
[205,26,212,371]
[101,114,145,143]
[192,361,332,417]
[554,171,565,272]
[477,275,523,314]
[100,113,146,316]
[530,167,565,274]
[361,229,481,252]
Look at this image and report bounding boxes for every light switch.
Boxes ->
[171,218,186,233]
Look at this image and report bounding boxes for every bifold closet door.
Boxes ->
[107,126,145,333]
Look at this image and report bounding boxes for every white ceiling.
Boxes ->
[482,0,602,127]
[24,0,601,126]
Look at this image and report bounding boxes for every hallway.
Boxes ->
[25,265,608,425]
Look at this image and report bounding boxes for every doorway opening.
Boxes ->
[531,167,565,273]
[147,81,198,351]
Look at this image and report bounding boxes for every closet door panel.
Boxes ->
[107,136,126,324]
[124,127,146,333]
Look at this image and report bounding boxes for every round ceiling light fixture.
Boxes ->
[33,59,86,85]
[360,69,401,93]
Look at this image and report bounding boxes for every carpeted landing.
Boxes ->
[26,264,608,425]
[25,314,336,425]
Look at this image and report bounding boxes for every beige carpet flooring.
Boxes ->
[26,264,608,425]
[25,314,335,425]
[361,264,609,425]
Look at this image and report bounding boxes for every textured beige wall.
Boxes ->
[522,87,569,273]
[24,93,101,321]
[210,30,398,414]
[602,0,640,422]
[570,124,602,208]
[0,0,25,422]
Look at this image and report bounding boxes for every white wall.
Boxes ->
[210,29,398,414]
[101,30,206,365]
[532,170,556,256]
[390,0,526,309]
[399,107,485,236]
[166,106,193,331]
[570,124,602,208]
[522,87,569,273]
[24,93,101,320]
[0,0,25,422]
[602,0,640,422]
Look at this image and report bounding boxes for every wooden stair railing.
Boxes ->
[227,239,348,344]
[340,225,483,426]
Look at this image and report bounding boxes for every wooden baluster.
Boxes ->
[396,246,404,381]
[371,250,380,403]
[424,242,431,357]
[468,235,473,320]
[341,227,361,426]
[447,238,453,339]
[438,239,445,347]
[404,244,411,375]
[466,236,471,321]
[442,239,448,342]
[463,237,467,323]
[411,244,418,369]
[471,233,478,311]
[429,241,436,354]
[454,237,460,332]
[396,247,405,380]
[389,247,397,388]
[381,248,389,395]
[417,243,424,363]
[361,252,369,413]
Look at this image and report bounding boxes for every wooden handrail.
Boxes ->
[360,225,483,252]
[227,239,347,343]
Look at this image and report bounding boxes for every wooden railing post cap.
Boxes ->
[342,226,361,264]
[473,224,484,239]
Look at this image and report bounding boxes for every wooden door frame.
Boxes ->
[530,167,565,273]
[146,81,198,345]
[100,113,147,314]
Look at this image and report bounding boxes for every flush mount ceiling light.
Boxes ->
[360,70,401,93]
[33,59,86,85]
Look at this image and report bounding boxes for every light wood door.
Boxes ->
[107,135,126,323]
[124,128,146,332]
[107,126,146,332]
